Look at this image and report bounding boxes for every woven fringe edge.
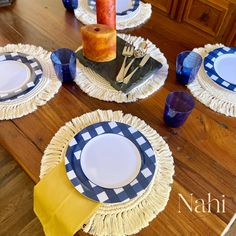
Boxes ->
[188,79,236,117]
[40,110,174,235]
[0,79,61,120]
[75,34,169,103]
[188,44,236,117]
[0,43,61,120]
[74,2,152,31]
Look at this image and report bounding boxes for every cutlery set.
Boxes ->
[116,41,150,84]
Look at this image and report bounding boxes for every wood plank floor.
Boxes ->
[0,146,44,236]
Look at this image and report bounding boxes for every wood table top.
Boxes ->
[0,1,235,235]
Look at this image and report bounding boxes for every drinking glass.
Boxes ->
[176,51,202,85]
[163,91,195,128]
[62,0,78,11]
[51,48,76,83]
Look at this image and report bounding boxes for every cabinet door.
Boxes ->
[182,0,229,37]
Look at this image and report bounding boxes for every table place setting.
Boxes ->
[1,1,235,236]
[0,44,61,120]
[58,0,168,103]
[35,109,175,236]
[30,3,174,234]
[73,0,152,31]
[75,31,168,102]
[186,44,236,117]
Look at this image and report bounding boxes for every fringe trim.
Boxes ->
[188,44,236,117]
[74,1,152,31]
[75,34,169,103]
[0,44,61,120]
[40,110,174,235]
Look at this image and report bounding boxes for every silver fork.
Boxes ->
[116,43,134,83]
[123,41,148,78]
[123,54,150,85]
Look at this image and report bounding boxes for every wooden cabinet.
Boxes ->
[144,0,174,14]
[183,0,228,36]
[144,0,236,46]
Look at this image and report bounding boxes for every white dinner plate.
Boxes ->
[80,133,142,189]
[214,54,236,85]
[0,52,43,101]
[87,0,140,20]
[0,60,31,94]
[204,47,236,92]
[65,121,156,203]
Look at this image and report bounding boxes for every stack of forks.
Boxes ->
[116,41,149,85]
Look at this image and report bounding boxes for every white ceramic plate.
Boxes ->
[0,60,31,94]
[214,53,236,85]
[87,0,140,20]
[80,133,141,189]
[65,121,156,203]
[204,47,236,92]
[0,52,43,101]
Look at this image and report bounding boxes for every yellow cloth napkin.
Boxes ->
[34,162,101,236]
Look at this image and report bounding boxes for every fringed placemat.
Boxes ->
[74,0,152,31]
[40,109,175,235]
[75,34,169,103]
[0,44,61,120]
[188,44,236,117]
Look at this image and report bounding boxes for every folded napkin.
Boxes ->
[34,162,101,236]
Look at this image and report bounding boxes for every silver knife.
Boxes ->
[123,54,150,85]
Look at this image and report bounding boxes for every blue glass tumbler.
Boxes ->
[51,48,76,83]
[163,91,195,128]
[176,51,202,85]
[62,0,78,11]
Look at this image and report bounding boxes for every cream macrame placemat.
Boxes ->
[188,44,236,117]
[0,44,61,120]
[74,0,152,31]
[75,34,169,103]
[40,110,175,235]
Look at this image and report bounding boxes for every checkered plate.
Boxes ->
[65,121,156,203]
[87,0,140,17]
[0,52,43,101]
[204,47,236,92]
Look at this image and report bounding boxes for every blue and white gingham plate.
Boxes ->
[204,47,236,92]
[0,52,43,101]
[65,121,156,203]
[87,0,140,17]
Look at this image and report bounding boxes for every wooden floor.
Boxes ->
[0,146,44,236]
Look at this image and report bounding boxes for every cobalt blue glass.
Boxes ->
[62,0,78,11]
[163,91,195,128]
[176,51,202,85]
[51,48,76,83]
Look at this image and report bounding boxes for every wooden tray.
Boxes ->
[76,37,162,93]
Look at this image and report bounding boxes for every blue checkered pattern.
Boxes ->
[87,0,140,16]
[204,47,236,92]
[0,52,43,101]
[65,121,156,203]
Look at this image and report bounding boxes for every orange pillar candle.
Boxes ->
[96,0,116,29]
[81,24,116,62]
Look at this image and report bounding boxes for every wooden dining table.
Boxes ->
[0,0,235,235]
